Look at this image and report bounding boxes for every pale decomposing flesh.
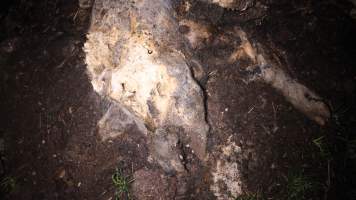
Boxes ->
[84,0,209,174]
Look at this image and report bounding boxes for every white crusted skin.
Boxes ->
[84,0,209,172]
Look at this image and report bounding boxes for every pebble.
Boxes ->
[58,169,66,179]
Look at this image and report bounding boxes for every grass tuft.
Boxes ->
[0,176,17,193]
[313,136,331,159]
[112,168,133,200]
[286,171,313,200]
[235,194,259,200]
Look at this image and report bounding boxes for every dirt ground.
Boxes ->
[0,0,355,200]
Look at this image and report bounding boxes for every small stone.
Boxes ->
[147,155,154,163]
[58,169,66,179]
[179,155,183,160]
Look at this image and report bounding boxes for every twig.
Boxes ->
[73,9,79,21]
[247,106,255,114]
[272,102,277,121]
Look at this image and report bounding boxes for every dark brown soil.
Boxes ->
[1,0,355,200]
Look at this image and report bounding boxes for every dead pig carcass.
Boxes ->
[84,0,209,172]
